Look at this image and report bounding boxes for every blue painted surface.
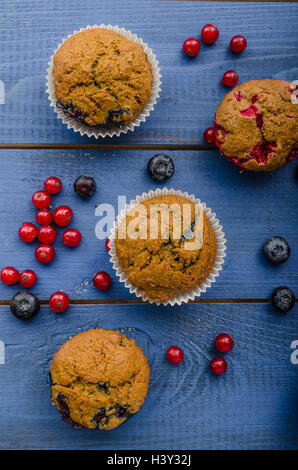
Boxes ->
[0,303,297,450]
[0,150,297,300]
[0,1,297,144]
[0,0,297,451]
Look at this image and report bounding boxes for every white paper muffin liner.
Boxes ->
[46,24,162,138]
[108,188,227,306]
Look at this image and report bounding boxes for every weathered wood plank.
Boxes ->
[0,303,297,449]
[0,149,297,301]
[0,0,297,144]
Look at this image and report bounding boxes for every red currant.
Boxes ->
[203,127,216,144]
[1,266,19,285]
[37,225,57,244]
[210,357,227,375]
[105,238,111,252]
[53,206,73,227]
[49,291,69,313]
[19,222,38,243]
[32,190,51,209]
[44,176,62,194]
[19,269,37,288]
[230,35,247,53]
[35,244,55,264]
[62,228,82,247]
[215,333,234,353]
[36,209,53,226]
[167,345,184,364]
[183,38,201,57]
[221,70,239,87]
[93,271,111,290]
[201,24,219,44]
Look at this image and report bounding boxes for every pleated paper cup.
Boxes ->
[108,188,227,306]
[46,24,162,138]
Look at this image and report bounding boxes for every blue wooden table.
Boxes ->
[0,0,297,450]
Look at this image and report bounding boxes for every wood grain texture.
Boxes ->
[0,149,297,301]
[0,0,297,145]
[0,303,297,450]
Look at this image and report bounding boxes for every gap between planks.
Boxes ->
[0,299,297,306]
[0,144,216,151]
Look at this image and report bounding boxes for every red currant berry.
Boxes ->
[49,291,69,313]
[93,271,111,290]
[201,24,219,44]
[203,127,216,144]
[36,209,53,226]
[215,333,234,353]
[19,269,37,288]
[183,38,201,57]
[221,70,239,87]
[53,206,73,227]
[1,267,19,285]
[32,190,51,209]
[35,244,55,264]
[44,176,62,195]
[62,228,82,247]
[230,35,247,53]
[210,357,227,375]
[37,225,57,244]
[19,222,38,243]
[105,238,111,252]
[167,345,184,364]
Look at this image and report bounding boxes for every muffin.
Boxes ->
[53,28,153,127]
[115,195,217,303]
[214,79,298,172]
[50,328,150,430]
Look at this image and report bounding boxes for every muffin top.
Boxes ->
[50,328,150,430]
[53,28,153,126]
[115,195,217,303]
[214,79,297,172]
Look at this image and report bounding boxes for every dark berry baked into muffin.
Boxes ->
[53,28,153,127]
[214,79,297,172]
[115,195,217,303]
[50,328,150,430]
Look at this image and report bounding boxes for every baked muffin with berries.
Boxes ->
[53,28,153,127]
[50,328,150,430]
[115,195,217,304]
[214,79,297,172]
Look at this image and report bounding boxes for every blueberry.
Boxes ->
[10,291,40,320]
[272,286,295,313]
[147,154,175,182]
[56,394,85,429]
[74,175,96,199]
[263,236,290,264]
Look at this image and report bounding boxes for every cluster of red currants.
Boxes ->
[167,333,234,375]
[1,175,112,317]
[18,177,81,265]
[183,25,247,146]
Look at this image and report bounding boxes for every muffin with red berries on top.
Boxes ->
[214,79,297,172]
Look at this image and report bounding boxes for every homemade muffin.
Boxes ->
[53,28,153,127]
[214,79,297,172]
[115,195,217,303]
[50,328,150,430]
